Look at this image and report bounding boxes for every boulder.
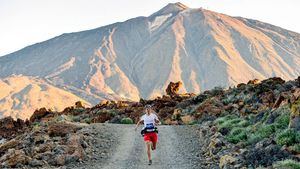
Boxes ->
[297,76,300,87]
[196,100,223,118]
[29,159,44,167]
[261,77,285,86]
[289,98,300,131]
[34,150,54,162]
[116,101,129,108]
[0,139,20,155]
[243,139,290,167]
[237,83,246,88]
[0,117,27,139]
[247,79,261,85]
[36,142,55,153]
[158,107,174,119]
[172,109,182,120]
[92,111,113,123]
[67,134,85,160]
[55,155,66,166]
[0,149,31,168]
[165,81,182,96]
[48,123,81,137]
[260,91,275,107]
[181,115,194,125]
[292,88,300,101]
[30,107,52,122]
[75,101,85,109]
[219,155,236,168]
[272,95,285,109]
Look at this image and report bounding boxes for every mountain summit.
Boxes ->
[154,2,189,15]
[0,3,300,119]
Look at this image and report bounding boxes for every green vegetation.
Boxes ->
[121,117,134,124]
[32,122,41,132]
[257,124,276,138]
[210,86,224,96]
[215,106,295,145]
[83,117,92,124]
[73,108,85,114]
[226,127,247,143]
[275,106,291,130]
[72,116,81,122]
[95,109,118,116]
[290,144,300,153]
[216,115,241,129]
[273,159,300,169]
[275,129,300,146]
[215,115,250,143]
[246,134,263,145]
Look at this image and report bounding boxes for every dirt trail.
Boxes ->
[72,124,201,169]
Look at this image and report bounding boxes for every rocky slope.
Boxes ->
[0,2,300,104]
[0,75,90,120]
[1,76,300,168]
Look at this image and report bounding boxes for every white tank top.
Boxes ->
[141,113,158,128]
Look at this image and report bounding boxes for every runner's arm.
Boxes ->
[135,119,143,131]
[154,115,161,125]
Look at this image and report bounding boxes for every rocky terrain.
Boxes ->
[1,76,300,168]
[1,2,300,119]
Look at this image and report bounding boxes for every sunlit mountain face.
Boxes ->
[0,2,300,119]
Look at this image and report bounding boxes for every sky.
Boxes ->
[0,0,299,56]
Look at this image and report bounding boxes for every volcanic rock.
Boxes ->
[166,81,182,97]
[48,123,81,137]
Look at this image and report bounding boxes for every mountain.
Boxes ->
[0,75,90,120]
[0,2,300,103]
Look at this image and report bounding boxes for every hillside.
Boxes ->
[0,2,299,103]
[0,76,300,168]
[0,75,90,120]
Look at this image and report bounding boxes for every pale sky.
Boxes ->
[0,0,299,56]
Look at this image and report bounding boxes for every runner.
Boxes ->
[135,104,161,165]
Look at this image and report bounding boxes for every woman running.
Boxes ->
[135,104,161,165]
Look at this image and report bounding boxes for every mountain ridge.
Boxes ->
[0,2,300,119]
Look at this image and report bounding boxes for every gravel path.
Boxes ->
[70,124,202,169]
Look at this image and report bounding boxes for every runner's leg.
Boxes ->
[152,133,157,150]
[145,141,151,160]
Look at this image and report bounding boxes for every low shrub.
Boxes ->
[237,120,250,127]
[230,118,242,124]
[226,127,247,144]
[121,117,134,124]
[276,129,300,146]
[218,120,235,132]
[210,86,224,96]
[274,110,290,130]
[216,115,251,143]
[215,116,228,125]
[108,110,119,116]
[32,122,41,132]
[215,115,237,125]
[257,124,276,138]
[273,159,300,169]
[72,116,81,122]
[246,134,263,145]
[261,110,271,123]
[290,144,300,154]
[83,117,92,124]
[73,108,85,114]
[32,121,40,127]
